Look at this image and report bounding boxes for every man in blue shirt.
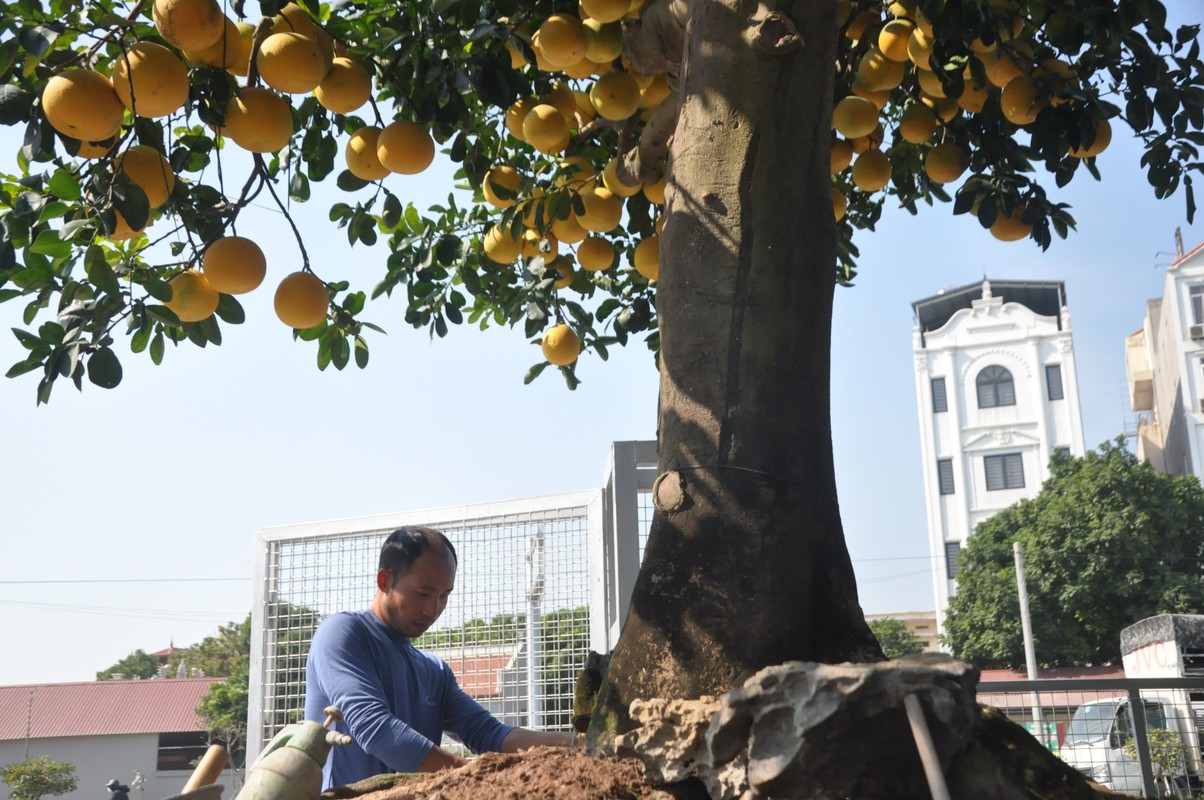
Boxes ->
[305,526,575,787]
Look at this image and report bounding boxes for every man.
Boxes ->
[304,526,575,787]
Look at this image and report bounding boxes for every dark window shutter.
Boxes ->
[932,378,948,413]
[938,458,954,494]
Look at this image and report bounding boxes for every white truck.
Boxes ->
[1057,615,1204,795]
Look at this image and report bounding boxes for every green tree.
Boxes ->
[944,440,1204,668]
[196,657,250,771]
[867,618,925,659]
[1,0,1202,775]
[181,615,251,678]
[0,756,77,800]
[96,648,160,681]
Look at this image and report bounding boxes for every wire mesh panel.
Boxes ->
[250,494,597,756]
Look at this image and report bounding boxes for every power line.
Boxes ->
[0,599,244,622]
[0,577,250,585]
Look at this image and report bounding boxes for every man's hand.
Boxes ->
[417,746,469,772]
[499,728,576,752]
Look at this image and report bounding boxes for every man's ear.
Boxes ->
[376,568,392,593]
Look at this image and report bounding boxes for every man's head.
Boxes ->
[371,526,458,638]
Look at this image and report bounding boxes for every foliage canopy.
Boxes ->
[943,440,1204,668]
[0,756,77,800]
[0,0,1200,402]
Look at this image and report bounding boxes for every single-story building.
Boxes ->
[0,678,226,800]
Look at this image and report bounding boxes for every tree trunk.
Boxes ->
[592,0,882,738]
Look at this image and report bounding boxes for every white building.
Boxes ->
[911,280,1086,638]
[1126,239,1204,480]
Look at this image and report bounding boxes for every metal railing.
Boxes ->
[982,677,1204,798]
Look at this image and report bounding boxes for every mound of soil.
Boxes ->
[323,747,672,800]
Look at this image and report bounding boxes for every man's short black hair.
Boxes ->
[379,526,457,576]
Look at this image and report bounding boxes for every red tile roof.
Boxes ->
[0,679,221,741]
[977,665,1126,709]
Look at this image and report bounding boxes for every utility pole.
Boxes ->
[1013,542,1045,742]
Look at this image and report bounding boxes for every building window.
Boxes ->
[985,453,1025,490]
[1054,446,1071,460]
[1045,364,1064,401]
[945,541,961,579]
[937,458,955,495]
[1192,285,1204,325]
[157,732,210,771]
[976,365,1016,408]
[931,377,948,413]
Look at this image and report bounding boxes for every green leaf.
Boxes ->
[330,334,350,369]
[382,193,402,228]
[215,293,245,324]
[523,361,548,384]
[336,170,370,192]
[290,170,311,201]
[47,168,81,201]
[18,25,60,57]
[149,331,165,365]
[29,229,70,259]
[353,335,369,368]
[86,346,123,389]
[0,85,32,125]
[84,246,122,298]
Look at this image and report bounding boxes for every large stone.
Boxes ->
[613,653,979,799]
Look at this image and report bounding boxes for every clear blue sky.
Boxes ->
[1,5,1200,684]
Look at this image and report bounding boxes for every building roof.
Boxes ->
[0,678,221,741]
[912,279,1066,337]
[976,665,1126,710]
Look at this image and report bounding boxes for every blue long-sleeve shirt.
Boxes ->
[304,609,514,787]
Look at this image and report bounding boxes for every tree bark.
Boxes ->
[592,0,883,740]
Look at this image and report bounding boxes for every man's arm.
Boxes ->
[498,728,576,752]
[417,746,468,772]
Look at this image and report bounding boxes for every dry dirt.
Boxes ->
[324,747,674,800]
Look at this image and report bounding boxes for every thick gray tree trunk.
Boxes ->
[592,0,883,737]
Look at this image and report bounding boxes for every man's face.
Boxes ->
[375,547,457,638]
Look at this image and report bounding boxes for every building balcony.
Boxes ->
[1126,330,1154,411]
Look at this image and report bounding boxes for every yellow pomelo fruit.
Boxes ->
[166,269,220,323]
[274,271,329,329]
[224,87,293,153]
[537,14,589,67]
[483,225,523,264]
[602,157,642,197]
[921,94,961,122]
[106,209,148,241]
[858,47,905,91]
[583,18,623,63]
[832,187,847,221]
[543,82,579,123]
[643,174,666,205]
[573,89,598,122]
[899,102,937,143]
[915,68,946,98]
[985,49,1029,89]
[831,139,854,173]
[315,57,372,114]
[345,126,390,181]
[1001,75,1045,125]
[153,0,224,52]
[907,27,934,68]
[878,19,914,61]
[627,69,655,90]
[847,121,885,153]
[521,187,548,228]
[522,104,569,154]
[522,229,559,259]
[989,208,1031,242]
[376,120,435,174]
[832,95,879,139]
[844,9,877,41]
[655,214,665,234]
[272,3,319,39]
[547,255,574,288]
[633,235,659,280]
[852,149,891,191]
[589,71,640,121]
[42,70,125,143]
[483,165,521,208]
[640,73,671,108]
[562,57,594,80]
[505,40,527,69]
[554,155,594,188]
[913,7,934,36]
[505,97,537,140]
[924,142,969,183]
[578,185,623,232]
[202,235,266,295]
[581,0,628,23]
[112,41,189,119]
[114,145,175,209]
[577,235,615,271]
[530,32,559,72]
[72,137,117,159]
[1068,117,1112,158]
[230,21,256,77]
[184,15,241,69]
[541,323,579,366]
[551,213,588,244]
[851,81,891,111]
[257,32,327,94]
[958,80,990,113]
